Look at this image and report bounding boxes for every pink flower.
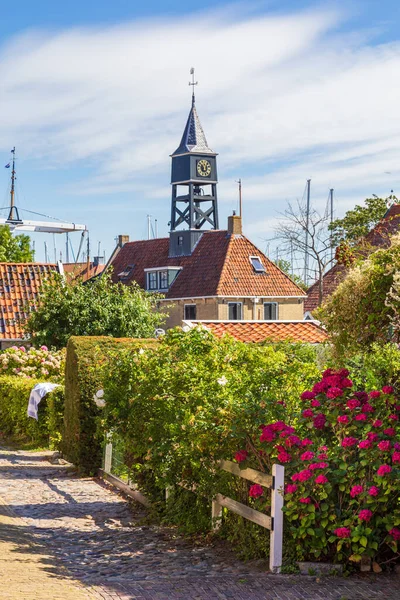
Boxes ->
[260,427,276,442]
[394,442,400,450]
[40,345,48,351]
[389,414,398,421]
[309,462,328,470]
[337,415,349,424]
[347,399,361,410]
[313,413,326,429]
[358,509,373,522]
[285,484,298,494]
[384,427,396,437]
[350,485,363,498]
[373,419,382,427]
[334,527,351,539]
[369,391,381,399]
[234,450,248,463]
[382,386,394,394]
[312,381,329,394]
[326,387,343,399]
[338,368,350,377]
[341,378,353,388]
[249,484,263,498]
[389,528,400,541]
[315,475,328,485]
[377,464,392,476]
[302,409,313,418]
[277,450,292,463]
[319,446,328,452]
[355,414,367,421]
[342,437,358,448]
[19,346,26,352]
[368,486,380,497]
[378,440,391,452]
[301,438,313,447]
[323,368,333,377]
[285,435,301,447]
[299,497,311,504]
[367,432,379,442]
[300,451,314,461]
[311,399,321,408]
[271,421,288,432]
[392,451,400,464]
[358,439,372,450]
[292,469,313,483]
[362,403,374,413]
[317,453,328,460]
[301,391,316,400]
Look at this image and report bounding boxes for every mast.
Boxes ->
[329,188,334,261]
[304,179,311,286]
[8,147,20,222]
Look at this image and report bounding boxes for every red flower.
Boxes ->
[362,403,374,413]
[313,414,326,429]
[382,386,394,394]
[347,399,361,410]
[368,486,380,497]
[378,440,391,452]
[377,464,392,476]
[359,439,372,449]
[355,414,367,421]
[260,427,275,442]
[350,485,363,498]
[392,451,400,464]
[302,409,313,418]
[285,435,302,447]
[384,427,396,437]
[301,438,313,447]
[317,452,328,459]
[389,414,398,421]
[234,450,248,463]
[312,381,329,394]
[285,484,298,494]
[369,391,381,399]
[301,391,316,400]
[334,527,351,538]
[367,432,378,442]
[358,509,373,522]
[300,451,314,461]
[249,484,263,498]
[315,475,328,485]
[342,437,358,448]
[389,528,400,541]
[373,419,382,427]
[326,387,343,399]
[309,462,328,470]
[341,378,353,388]
[292,469,313,482]
[277,450,292,463]
[337,415,349,424]
[299,497,311,504]
[311,399,321,408]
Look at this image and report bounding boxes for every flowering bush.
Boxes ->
[0,346,65,382]
[236,368,400,566]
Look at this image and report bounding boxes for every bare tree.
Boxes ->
[275,200,335,306]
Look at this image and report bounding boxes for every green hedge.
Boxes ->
[63,336,156,473]
[0,375,64,449]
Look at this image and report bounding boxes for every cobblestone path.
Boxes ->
[0,448,399,599]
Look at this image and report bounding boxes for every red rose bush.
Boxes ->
[234,369,400,566]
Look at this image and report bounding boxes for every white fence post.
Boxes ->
[270,464,284,573]
[104,442,113,474]
[211,498,223,531]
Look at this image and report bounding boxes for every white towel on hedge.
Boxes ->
[27,383,60,420]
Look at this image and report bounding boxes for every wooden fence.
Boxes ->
[102,442,284,573]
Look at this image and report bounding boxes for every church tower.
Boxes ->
[169,70,219,257]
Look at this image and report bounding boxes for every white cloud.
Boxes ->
[0,3,399,258]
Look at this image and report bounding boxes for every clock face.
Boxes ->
[197,159,211,177]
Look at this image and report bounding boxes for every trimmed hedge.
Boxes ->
[63,336,156,473]
[0,375,64,449]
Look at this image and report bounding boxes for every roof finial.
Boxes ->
[189,67,198,106]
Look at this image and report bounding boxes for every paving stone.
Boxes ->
[0,447,399,599]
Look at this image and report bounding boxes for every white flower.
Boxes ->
[217,376,228,386]
[139,348,145,355]
[93,389,106,408]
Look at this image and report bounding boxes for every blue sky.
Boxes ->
[1,0,400,271]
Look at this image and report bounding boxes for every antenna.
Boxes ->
[155,219,158,239]
[330,188,334,261]
[147,215,151,240]
[44,241,48,263]
[304,179,311,286]
[7,147,20,222]
[189,67,198,105]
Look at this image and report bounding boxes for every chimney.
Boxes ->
[118,234,129,248]
[227,211,242,235]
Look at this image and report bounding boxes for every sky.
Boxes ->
[1,0,400,269]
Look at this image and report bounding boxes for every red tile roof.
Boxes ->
[110,230,305,298]
[63,262,105,281]
[0,263,59,340]
[306,204,400,313]
[184,320,328,344]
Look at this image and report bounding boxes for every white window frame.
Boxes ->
[264,302,278,320]
[147,271,158,290]
[249,255,266,273]
[184,304,197,320]
[228,302,243,321]
[159,270,169,290]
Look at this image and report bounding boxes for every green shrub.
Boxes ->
[0,345,65,381]
[0,375,64,449]
[63,336,156,473]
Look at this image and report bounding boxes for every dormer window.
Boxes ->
[250,256,266,273]
[118,264,134,281]
[148,271,158,290]
[145,267,182,292]
[159,271,168,290]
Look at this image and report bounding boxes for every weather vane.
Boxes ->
[189,67,198,105]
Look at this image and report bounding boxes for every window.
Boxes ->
[184,304,197,320]
[159,271,168,289]
[228,302,242,320]
[250,256,266,273]
[148,272,158,290]
[118,264,134,280]
[264,302,278,320]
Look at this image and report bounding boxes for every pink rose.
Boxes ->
[285,484,298,494]
[359,440,372,449]
[389,414,398,421]
[382,386,394,394]
[350,485,363,498]
[347,399,361,410]
[334,527,351,538]
[358,509,373,522]
[342,437,358,448]
[292,469,312,483]
[355,414,367,421]
[313,413,326,429]
[369,391,381,399]
[362,403,374,413]
[337,415,349,424]
[299,497,311,504]
[302,409,313,418]
[311,399,321,408]
[249,484,263,498]
[373,420,383,427]
[309,462,328,470]
[367,432,378,442]
[301,391,316,400]
[234,450,248,463]
[260,427,275,442]
[384,428,396,437]
[315,475,328,485]
[368,486,379,497]
[301,438,313,447]
[277,450,292,463]
[326,387,343,399]
[389,528,400,541]
[300,451,314,461]
[377,464,392,476]
[378,440,391,452]
[392,451,400,464]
